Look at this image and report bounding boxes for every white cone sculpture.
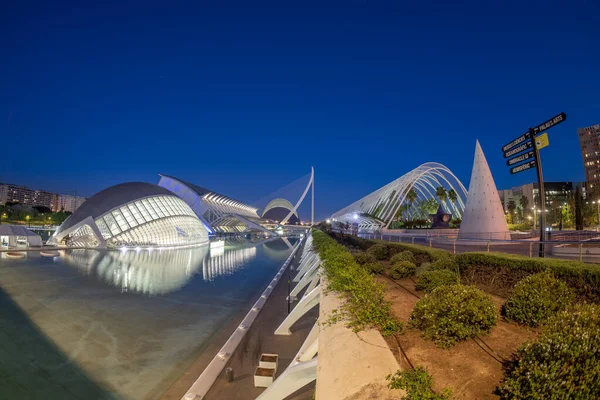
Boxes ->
[458,140,510,240]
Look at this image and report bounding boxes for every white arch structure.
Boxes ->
[332,162,467,230]
[261,198,299,220]
[280,166,314,226]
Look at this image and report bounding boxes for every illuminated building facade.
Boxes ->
[49,182,209,248]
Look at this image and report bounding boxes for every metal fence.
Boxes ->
[359,232,600,264]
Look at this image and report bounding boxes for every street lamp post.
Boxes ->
[26,215,30,228]
[593,201,600,230]
[532,207,537,230]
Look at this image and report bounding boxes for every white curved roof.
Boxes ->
[55,182,177,236]
[261,198,298,219]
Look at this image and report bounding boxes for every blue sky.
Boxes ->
[1,1,599,220]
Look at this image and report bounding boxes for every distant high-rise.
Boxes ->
[0,183,86,213]
[54,194,87,213]
[578,124,600,195]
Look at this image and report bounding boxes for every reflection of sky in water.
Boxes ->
[0,238,295,400]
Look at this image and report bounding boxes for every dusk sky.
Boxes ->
[2,1,599,220]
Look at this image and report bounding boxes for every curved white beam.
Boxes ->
[280,167,314,225]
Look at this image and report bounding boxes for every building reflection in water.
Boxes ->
[59,237,290,295]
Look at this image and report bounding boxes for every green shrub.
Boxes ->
[354,251,376,265]
[456,252,600,302]
[363,261,384,274]
[387,367,452,400]
[391,250,416,265]
[503,271,574,327]
[428,257,459,272]
[416,270,459,293]
[390,261,417,279]
[499,304,600,399]
[312,230,402,336]
[411,284,498,348]
[367,243,389,260]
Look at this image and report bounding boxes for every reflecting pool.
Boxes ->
[0,237,297,399]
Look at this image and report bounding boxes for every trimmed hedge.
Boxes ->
[503,271,574,327]
[390,261,417,280]
[367,243,389,260]
[416,269,460,293]
[313,230,402,336]
[411,284,498,348]
[499,304,600,399]
[391,250,416,265]
[456,252,600,302]
[329,233,453,265]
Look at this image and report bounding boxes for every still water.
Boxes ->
[0,237,297,400]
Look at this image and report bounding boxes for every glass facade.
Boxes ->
[65,195,208,248]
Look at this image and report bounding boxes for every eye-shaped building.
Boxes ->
[49,182,209,248]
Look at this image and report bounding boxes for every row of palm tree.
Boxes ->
[397,186,458,221]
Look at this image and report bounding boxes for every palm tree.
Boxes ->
[436,186,447,209]
[447,189,457,212]
[406,188,418,220]
[507,200,517,215]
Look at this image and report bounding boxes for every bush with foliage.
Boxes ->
[456,252,600,302]
[387,366,452,400]
[390,261,417,279]
[354,251,376,265]
[503,271,574,327]
[507,223,532,231]
[312,230,402,336]
[499,304,600,399]
[415,269,459,293]
[363,261,384,274]
[428,256,459,272]
[391,250,416,265]
[411,284,498,348]
[367,243,389,260]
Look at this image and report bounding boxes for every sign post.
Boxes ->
[530,127,546,257]
[501,112,566,258]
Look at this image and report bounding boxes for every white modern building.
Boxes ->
[158,174,272,234]
[0,225,42,248]
[48,182,209,248]
[331,162,467,232]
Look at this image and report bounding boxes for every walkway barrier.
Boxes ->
[180,236,305,400]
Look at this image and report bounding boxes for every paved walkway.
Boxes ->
[163,243,318,400]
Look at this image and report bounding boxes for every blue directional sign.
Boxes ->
[507,150,535,166]
[510,159,536,174]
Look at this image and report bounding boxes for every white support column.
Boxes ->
[305,273,320,296]
[289,263,320,300]
[297,322,319,362]
[275,285,321,335]
[256,322,319,400]
[255,358,317,400]
[293,257,319,282]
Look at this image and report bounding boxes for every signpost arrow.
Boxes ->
[507,150,535,166]
[532,112,566,134]
[502,132,531,153]
[503,140,533,158]
[510,159,536,174]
